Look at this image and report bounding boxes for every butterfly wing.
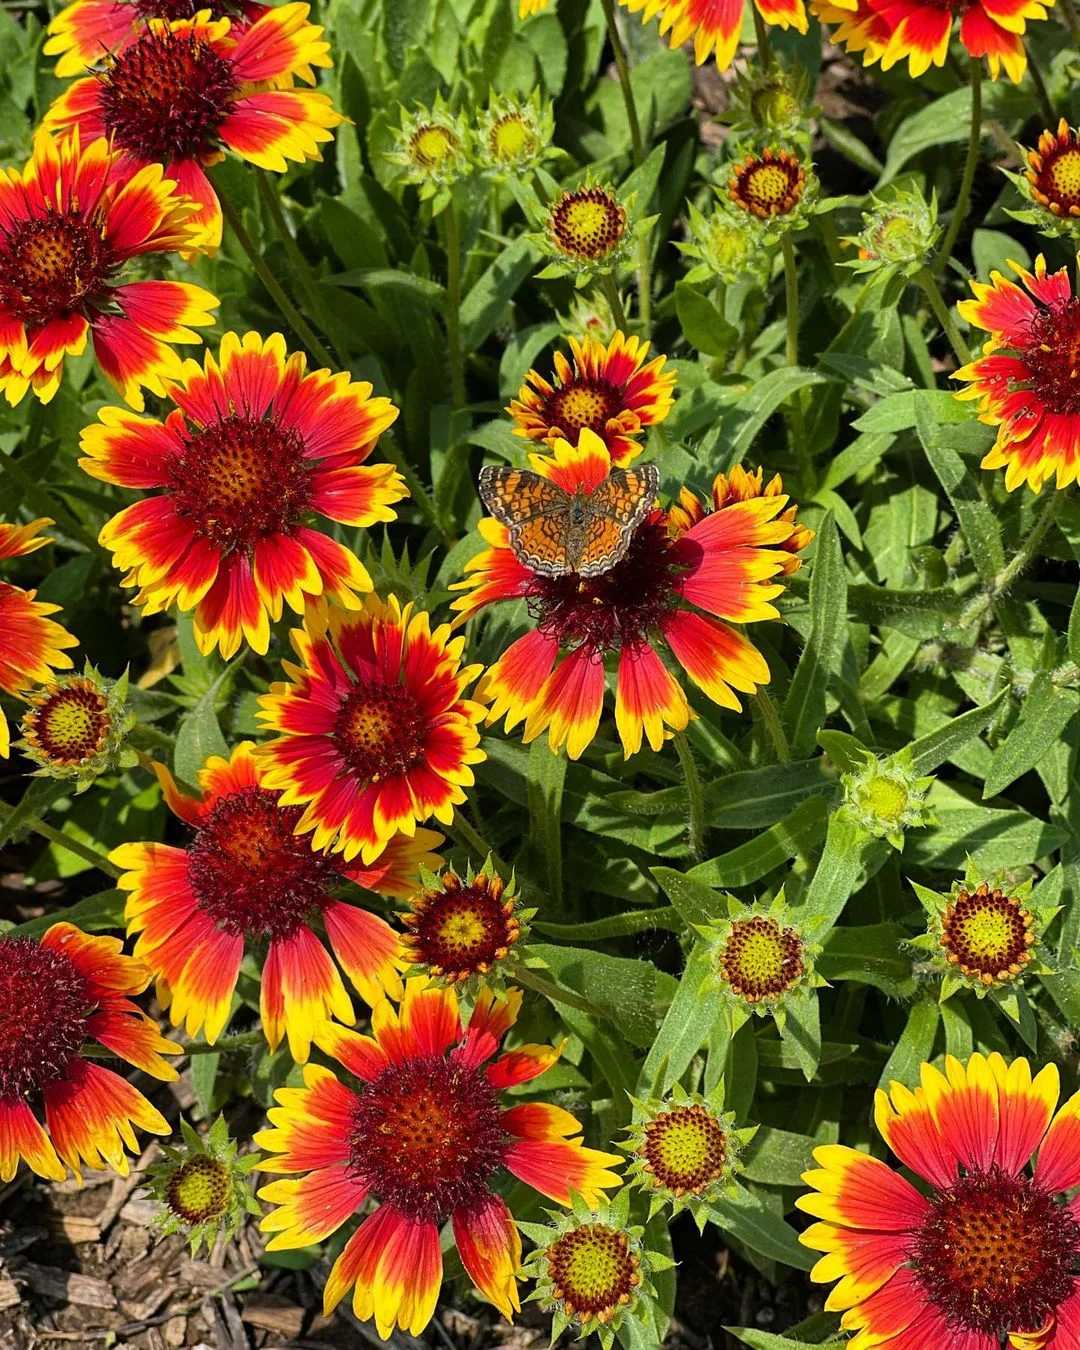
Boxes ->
[574,463,660,577]
[478,466,574,575]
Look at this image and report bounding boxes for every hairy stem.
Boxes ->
[935,59,982,275]
[916,266,972,367]
[444,200,466,409]
[755,687,791,763]
[598,0,644,165]
[673,731,707,861]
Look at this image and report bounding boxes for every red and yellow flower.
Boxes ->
[618,0,808,70]
[1026,120,1080,220]
[0,518,78,757]
[44,0,268,77]
[256,981,622,1339]
[453,440,810,761]
[508,332,676,468]
[255,594,486,865]
[112,742,440,1062]
[0,923,179,1182]
[954,254,1080,492]
[0,129,216,408]
[799,1052,1080,1348]
[44,2,343,253]
[83,330,405,660]
[820,0,1051,81]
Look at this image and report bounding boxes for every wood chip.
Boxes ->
[119,1198,159,1227]
[239,1295,306,1336]
[163,1315,188,1347]
[47,1214,101,1244]
[0,1278,20,1310]
[17,1262,118,1310]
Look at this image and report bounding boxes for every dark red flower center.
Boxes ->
[348,1054,506,1224]
[729,150,805,220]
[716,915,805,1003]
[186,785,340,940]
[333,682,427,783]
[0,937,91,1101]
[166,1155,230,1224]
[1022,298,1080,417]
[97,28,236,162]
[403,871,519,981]
[543,378,622,440]
[909,1166,1080,1339]
[133,0,221,17]
[529,515,682,656]
[25,680,111,766]
[547,1223,641,1322]
[549,188,626,262]
[940,884,1035,984]
[0,209,112,327]
[641,1104,728,1195]
[165,415,313,552]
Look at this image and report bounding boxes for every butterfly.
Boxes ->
[478,462,660,578]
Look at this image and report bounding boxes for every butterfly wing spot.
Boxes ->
[511,513,574,576]
[478,467,568,528]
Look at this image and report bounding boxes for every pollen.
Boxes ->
[728,148,805,220]
[940,883,1035,985]
[0,937,91,1101]
[909,1166,1080,1340]
[547,380,621,440]
[186,784,340,940]
[546,1222,641,1325]
[0,210,111,328]
[402,870,520,981]
[549,187,626,262]
[715,915,805,1003]
[348,1055,507,1224]
[97,28,236,162]
[22,677,110,767]
[164,416,313,551]
[166,1155,230,1224]
[333,682,427,784]
[640,1104,728,1196]
[1027,120,1080,218]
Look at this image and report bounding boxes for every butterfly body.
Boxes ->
[479,463,659,578]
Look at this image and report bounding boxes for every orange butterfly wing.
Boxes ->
[478,466,574,574]
[574,464,660,577]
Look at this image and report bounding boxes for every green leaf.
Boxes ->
[904,806,1067,869]
[687,797,828,888]
[527,739,565,906]
[7,888,125,938]
[724,368,831,461]
[652,867,728,929]
[915,394,1004,586]
[0,778,67,850]
[675,282,738,357]
[529,944,676,1049]
[818,924,916,997]
[741,1126,835,1188]
[879,996,939,1089]
[784,513,847,758]
[191,1052,221,1121]
[638,943,724,1094]
[174,668,232,785]
[983,676,1080,798]
[728,1331,845,1350]
[906,685,1010,775]
[708,1185,814,1270]
[796,809,870,942]
[460,237,541,351]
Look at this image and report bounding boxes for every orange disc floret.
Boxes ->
[255,983,621,1340]
[508,331,676,468]
[453,437,809,761]
[0,129,216,409]
[940,882,1036,985]
[44,3,344,254]
[0,518,78,757]
[954,254,1080,492]
[1027,119,1080,219]
[619,0,807,70]
[111,741,440,1061]
[255,594,486,865]
[83,330,405,661]
[798,1053,1080,1345]
[0,923,179,1182]
[402,869,523,982]
[728,147,806,220]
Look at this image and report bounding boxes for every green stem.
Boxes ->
[534,905,681,941]
[16,809,122,877]
[255,170,347,365]
[958,491,1063,631]
[916,266,971,367]
[1025,43,1056,127]
[754,687,791,763]
[600,272,629,332]
[752,2,775,68]
[935,59,982,276]
[780,233,811,488]
[511,964,608,1018]
[1060,0,1080,46]
[598,0,644,166]
[215,178,335,370]
[673,731,706,862]
[636,237,653,336]
[444,200,466,409]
